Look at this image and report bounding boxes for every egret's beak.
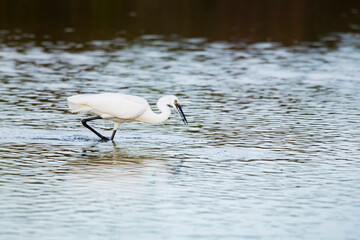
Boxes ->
[174,101,188,125]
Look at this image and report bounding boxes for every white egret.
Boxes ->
[67,93,188,141]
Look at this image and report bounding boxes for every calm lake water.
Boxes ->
[1,1,360,239]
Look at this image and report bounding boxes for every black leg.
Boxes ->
[110,130,117,141]
[81,116,109,141]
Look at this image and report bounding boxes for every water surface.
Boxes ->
[1,2,360,239]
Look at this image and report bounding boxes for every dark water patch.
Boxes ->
[0,0,359,45]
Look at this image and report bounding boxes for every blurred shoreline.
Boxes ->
[0,0,359,45]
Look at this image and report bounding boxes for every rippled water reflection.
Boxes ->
[1,33,360,239]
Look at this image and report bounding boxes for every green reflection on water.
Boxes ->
[0,0,359,44]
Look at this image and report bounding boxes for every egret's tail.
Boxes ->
[67,95,93,114]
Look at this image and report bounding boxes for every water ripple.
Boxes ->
[1,34,360,239]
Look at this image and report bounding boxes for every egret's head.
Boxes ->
[166,95,188,125]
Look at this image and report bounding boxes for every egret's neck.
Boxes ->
[137,97,172,124]
[154,104,171,124]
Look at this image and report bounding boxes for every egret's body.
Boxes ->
[67,93,188,141]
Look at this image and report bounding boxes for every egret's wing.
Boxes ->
[70,93,148,120]
[102,94,148,119]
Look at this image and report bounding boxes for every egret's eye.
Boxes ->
[174,100,179,105]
